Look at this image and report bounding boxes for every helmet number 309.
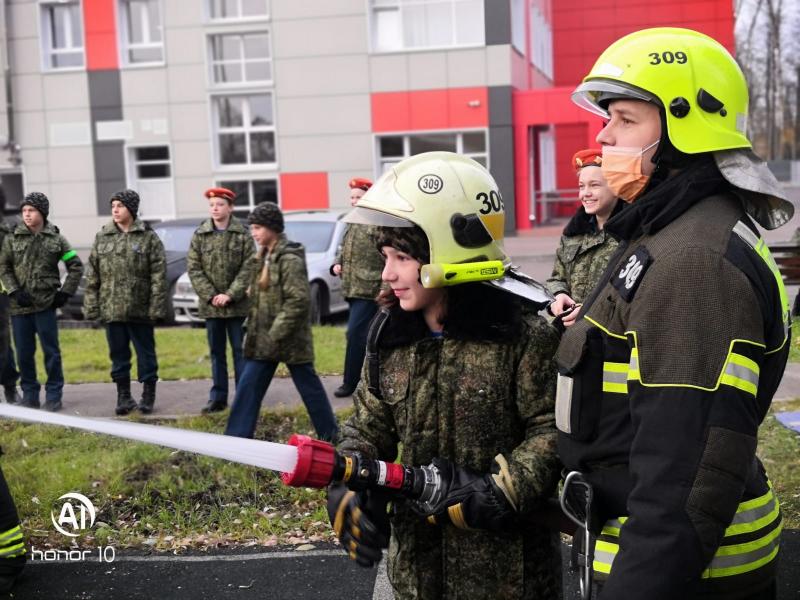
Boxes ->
[649,51,687,65]
[418,174,444,194]
[476,191,504,215]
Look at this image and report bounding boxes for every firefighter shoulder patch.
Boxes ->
[612,246,652,302]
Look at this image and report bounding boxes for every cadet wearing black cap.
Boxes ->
[225,202,338,441]
[0,192,83,412]
[188,187,255,414]
[83,189,167,415]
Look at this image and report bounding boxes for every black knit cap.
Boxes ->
[110,189,140,219]
[375,225,430,264]
[21,192,49,218]
[248,202,284,233]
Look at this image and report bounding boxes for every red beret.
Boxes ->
[572,149,603,171]
[205,187,236,201]
[349,177,372,191]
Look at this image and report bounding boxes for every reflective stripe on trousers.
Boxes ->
[0,524,25,558]
[592,484,781,579]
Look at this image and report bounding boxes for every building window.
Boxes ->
[133,146,171,178]
[120,0,164,65]
[128,146,174,219]
[370,0,484,52]
[209,32,271,85]
[208,0,268,20]
[530,5,552,80]
[378,131,487,172]
[217,179,278,215]
[213,94,276,166]
[511,0,524,54]
[40,1,85,70]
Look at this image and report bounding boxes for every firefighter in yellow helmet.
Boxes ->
[557,28,791,599]
[327,152,561,599]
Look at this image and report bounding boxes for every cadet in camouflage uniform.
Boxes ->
[188,187,255,414]
[547,149,621,327]
[224,202,337,441]
[330,177,384,398]
[328,153,562,600]
[0,192,83,412]
[83,190,167,415]
[0,191,21,405]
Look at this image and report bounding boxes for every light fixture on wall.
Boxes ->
[467,100,481,108]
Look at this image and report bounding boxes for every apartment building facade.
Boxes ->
[0,0,733,246]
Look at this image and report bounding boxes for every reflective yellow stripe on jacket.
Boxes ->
[0,524,25,558]
[593,484,781,579]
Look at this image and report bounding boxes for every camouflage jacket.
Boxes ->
[83,220,167,323]
[546,206,621,304]
[339,302,561,600]
[335,224,383,300]
[243,236,314,364]
[187,217,255,319]
[0,222,83,315]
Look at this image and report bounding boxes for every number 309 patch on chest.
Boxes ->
[612,246,652,302]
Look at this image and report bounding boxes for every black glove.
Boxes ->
[414,457,517,531]
[52,291,71,308]
[9,289,33,308]
[327,483,390,568]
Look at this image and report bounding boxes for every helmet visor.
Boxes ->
[572,79,659,117]
[343,206,416,228]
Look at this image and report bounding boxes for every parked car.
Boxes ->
[59,218,202,323]
[173,210,349,325]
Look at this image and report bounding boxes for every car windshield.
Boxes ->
[153,224,196,253]
[284,221,335,253]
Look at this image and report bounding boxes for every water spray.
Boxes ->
[0,405,444,507]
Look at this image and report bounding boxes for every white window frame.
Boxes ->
[125,144,175,220]
[211,92,277,170]
[206,0,269,22]
[215,177,279,214]
[207,30,272,87]
[118,0,164,67]
[375,129,489,173]
[39,0,85,71]
[529,5,553,80]
[369,0,485,53]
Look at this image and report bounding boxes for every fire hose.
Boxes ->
[0,404,573,532]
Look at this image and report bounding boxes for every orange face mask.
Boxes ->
[601,141,659,203]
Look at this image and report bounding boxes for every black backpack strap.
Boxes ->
[366,308,391,400]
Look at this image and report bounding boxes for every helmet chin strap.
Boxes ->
[646,109,695,192]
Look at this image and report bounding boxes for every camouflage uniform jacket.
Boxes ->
[83,220,167,323]
[339,306,561,600]
[546,205,621,304]
[187,217,255,319]
[335,224,383,300]
[0,222,83,315]
[243,236,314,364]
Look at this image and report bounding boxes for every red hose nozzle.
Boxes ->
[281,434,337,488]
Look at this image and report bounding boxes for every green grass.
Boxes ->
[789,321,800,362]
[36,326,346,383]
[759,399,800,528]
[1,402,798,553]
[1,407,353,551]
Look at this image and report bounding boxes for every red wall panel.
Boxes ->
[371,87,488,132]
[84,0,118,70]
[279,172,329,211]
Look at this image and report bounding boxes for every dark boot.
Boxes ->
[17,393,39,409]
[3,387,20,405]
[138,381,156,414]
[201,399,228,414]
[114,378,137,416]
[333,383,356,398]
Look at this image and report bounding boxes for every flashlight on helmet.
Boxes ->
[419,260,506,288]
